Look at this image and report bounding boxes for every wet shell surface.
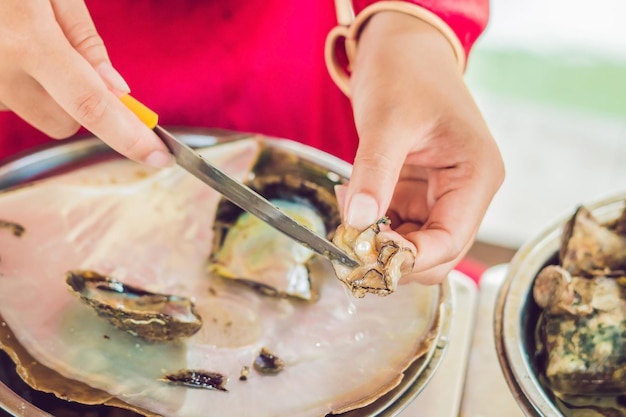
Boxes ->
[208,173,341,302]
[0,138,440,417]
[66,270,202,342]
[332,218,415,298]
[208,200,326,301]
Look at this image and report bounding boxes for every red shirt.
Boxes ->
[0,0,487,162]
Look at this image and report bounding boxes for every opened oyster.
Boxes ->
[532,204,626,413]
[332,218,415,298]
[0,137,442,417]
[66,270,202,342]
[209,174,339,301]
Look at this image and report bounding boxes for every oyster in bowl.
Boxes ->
[495,192,626,416]
[0,129,451,417]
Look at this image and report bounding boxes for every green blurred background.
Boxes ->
[467,49,626,119]
[463,0,626,248]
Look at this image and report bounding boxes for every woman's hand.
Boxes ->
[344,11,504,285]
[0,0,172,167]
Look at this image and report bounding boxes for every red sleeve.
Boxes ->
[352,0,489,58]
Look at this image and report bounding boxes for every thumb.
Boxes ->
[344,131,410,230]
[50,0,130,95]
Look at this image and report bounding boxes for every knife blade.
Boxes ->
[120,95,359,268]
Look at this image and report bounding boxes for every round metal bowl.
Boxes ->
[0,129,453,417]
[494,191,626,416]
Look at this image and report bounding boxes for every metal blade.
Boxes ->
[154,125,359,268]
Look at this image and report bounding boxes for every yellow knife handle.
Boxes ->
[120,95,159,129]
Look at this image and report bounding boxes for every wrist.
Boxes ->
[357,10,459,73]
[325,1,465,96]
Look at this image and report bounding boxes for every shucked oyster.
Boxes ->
[209,173,340,301]
[332,218,415,298]
[0,138,441,417]
[66,270,202,342]
[533,204,626,403]
[209,199,325,300]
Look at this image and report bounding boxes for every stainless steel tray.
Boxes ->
[0,129,456,417]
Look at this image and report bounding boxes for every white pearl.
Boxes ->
[355,240,372,256]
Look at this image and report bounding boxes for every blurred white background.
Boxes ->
[467,0,626,248]
[481,0,626,57]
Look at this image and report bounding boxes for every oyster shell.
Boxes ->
[161,370,228,392]
[209,172,340,301]
[332,218,415,298]
[0,138,441,417]
[0,219,24,237]
[66,270,202,342]
[253,347,285,375]
[534,272,626,396]
[209,200,325,301]
[560,206,626,276]
[533,265,593,316]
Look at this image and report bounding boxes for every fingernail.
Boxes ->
[145,150,175,168]
[97,63,131,95]
[347,193,379,230]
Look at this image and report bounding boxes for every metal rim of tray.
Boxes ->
[0,128,453,417]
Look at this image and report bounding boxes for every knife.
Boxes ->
[120,95,359,268]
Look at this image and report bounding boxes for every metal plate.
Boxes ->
[0,129,453,417]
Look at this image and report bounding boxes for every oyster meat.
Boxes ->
[0,138,440,417]
[209,173,340,301]
[533,204,626,403]
[209,200,325,301]
[332,218,415,298]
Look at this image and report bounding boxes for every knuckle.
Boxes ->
[354,152,396,181]
[426,225,462,262]
[66,23,106,60]
[118,129,144,157]
[46,119,81,139]
[1,33,26,60]
[73,90,107,125]
[1,28,35,65]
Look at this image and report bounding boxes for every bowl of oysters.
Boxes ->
[0,129,451,417]
[495,192,626,416]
